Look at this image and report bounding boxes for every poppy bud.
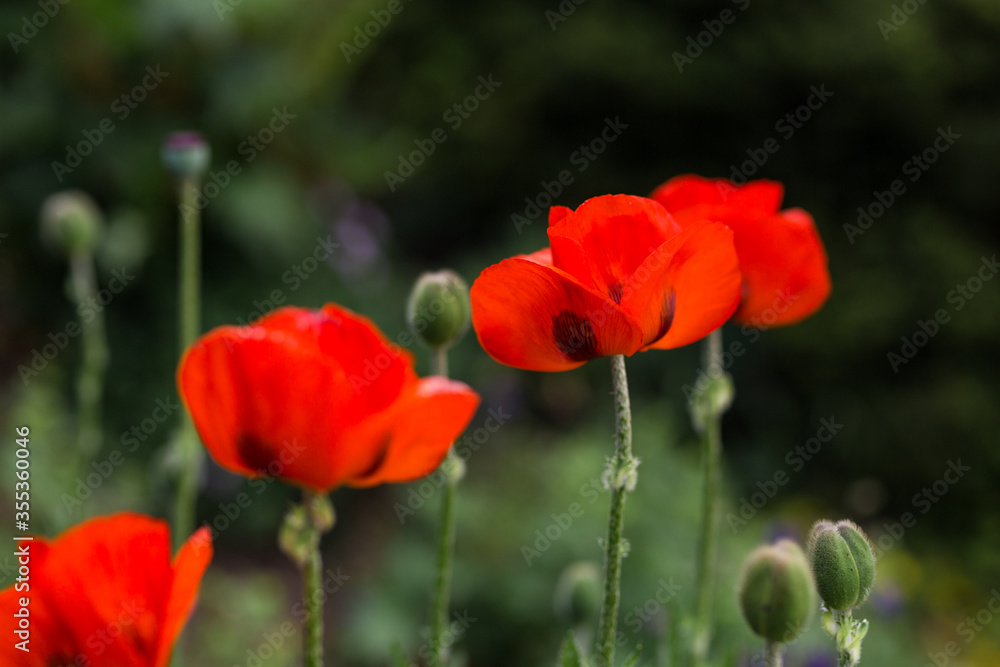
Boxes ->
[161,131,211,178]
[407,270,471,350]
[554,561,602,626]
[40,190,103,256]
[807,519,876,610]
[738,539,815,644]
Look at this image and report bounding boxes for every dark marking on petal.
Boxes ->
[654,290,677,341]
[236,434,284,474]
[552,310,599,361]
[607,282,623,304]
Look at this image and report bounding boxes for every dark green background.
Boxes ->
[1,0,999,665]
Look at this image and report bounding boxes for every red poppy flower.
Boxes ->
[651,175,831,327]
[470,194,742,371]
[178,304,480,492]
[0,513,211,667]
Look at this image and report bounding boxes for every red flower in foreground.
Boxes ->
[651,175,831,327]
[0,513,211,667]
[471,195,742,371]
[178,304,480,492]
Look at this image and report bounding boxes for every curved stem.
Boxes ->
[430,345,456,667]
[596,354,634,667]
[693,328,724,665]
[173,176,203,549]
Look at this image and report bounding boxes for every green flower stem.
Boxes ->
[173,176,203,549]
[692,328,726,665]
[431,344,457,667]
[596,354,635,667]
[69,251,108,458]
[303,506,325,667]
[830,609,866,667]
[765,641,784,667]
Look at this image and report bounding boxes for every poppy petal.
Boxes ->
[547,195,681,298]
[651,174,783,221]
[639,221,742,350]
[346,376,480,487]
[471,257,644,371]
[39,514,174,667]
[178,306,414,491]
[731,207,831,325]
[154,527,213,667]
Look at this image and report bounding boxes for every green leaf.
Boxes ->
[621,643,644,667]
[556,631,589,667]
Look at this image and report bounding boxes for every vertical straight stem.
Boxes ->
[174,177,203,548]
[431,345,456,667]
[303,493,325,667]
[596,354,634,667]
[70,251,107,458]
[765,641,784,667]
[693,328,724,665]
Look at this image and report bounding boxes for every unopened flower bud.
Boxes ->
[162,131,211,178]
[807,519,876,610]
[554,561,602,626]
[738,539,816,643]
[407,270,470,350]
[40,190,103,256]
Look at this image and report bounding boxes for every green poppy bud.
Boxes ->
[40,190,103,256]
[808,519,876,610]
[738,539,816,644]
[553,561,602,626]
[161,131,211,178]
[407,270,471,350]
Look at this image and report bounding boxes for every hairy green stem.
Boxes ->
[596,354,635,667]
[173,176,203,548]
[69,251,107,458]
[303,496,325,667]
[692,328,725,665]
[430,345,457,667]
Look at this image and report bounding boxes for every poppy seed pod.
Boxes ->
[407,270,471,350]
[807,519,876,610]
[161,131,210,178]
[738,539,816,644]
[40,190,103,256]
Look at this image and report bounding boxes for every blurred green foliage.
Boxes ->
[2,0,1000,664]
